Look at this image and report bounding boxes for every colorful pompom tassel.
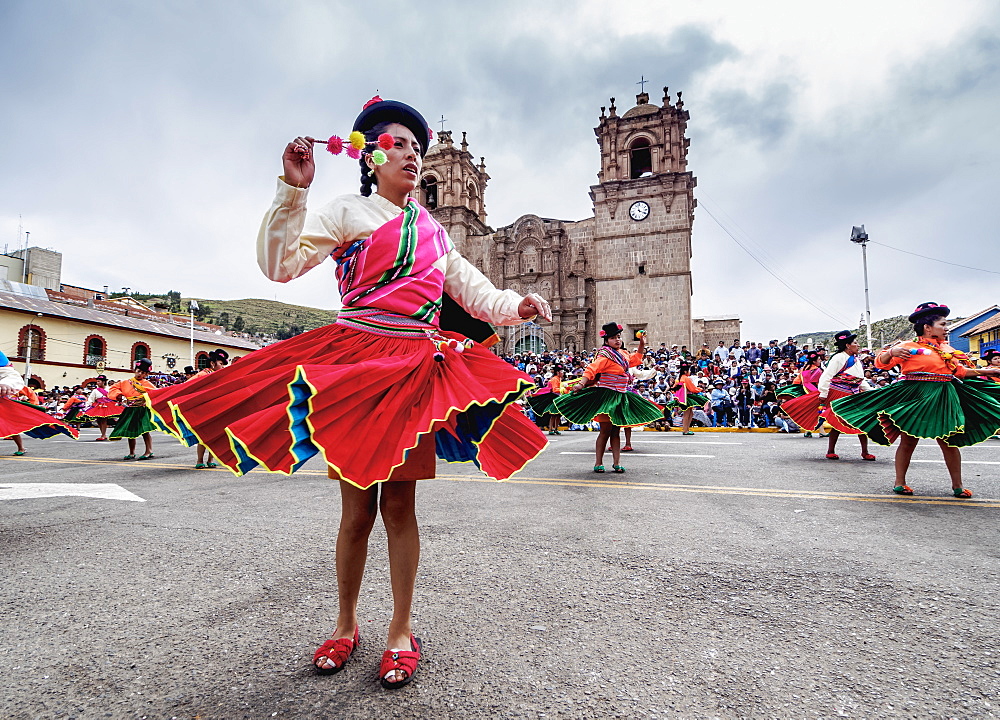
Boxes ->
[348,131,366,150]
[326,136,344,155]
[372,149,387,165]
[377,133,395,150]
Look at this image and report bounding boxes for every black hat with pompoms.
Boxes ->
[908,302,951,324]
[353,97,432,157]
[600,322,623,339]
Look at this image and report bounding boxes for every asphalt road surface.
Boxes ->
[2,426,999,719]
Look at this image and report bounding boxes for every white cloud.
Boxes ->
[1,0,998,340]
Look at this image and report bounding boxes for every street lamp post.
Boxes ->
[850,225,873,351]
[189,299,199,368]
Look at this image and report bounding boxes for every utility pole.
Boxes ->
[850,225,873,350]
[189,299,199,368]
[21,231,29,283]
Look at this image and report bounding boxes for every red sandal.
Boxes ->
[313,626,359,675]
[380,634,422,689]
[861,453,876,461]
[825,453,839,460]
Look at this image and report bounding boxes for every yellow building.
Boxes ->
[0,289,258,388]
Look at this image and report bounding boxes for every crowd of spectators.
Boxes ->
[504,337,902,430]
[29,368,197,423]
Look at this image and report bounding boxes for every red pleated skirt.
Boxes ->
[147,323,547,489]
[0,397,79,440]
[81,399,124,419]
[781,387,860,434]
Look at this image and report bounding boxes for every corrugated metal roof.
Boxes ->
[964,312,1000,337]
[0,290,260,350]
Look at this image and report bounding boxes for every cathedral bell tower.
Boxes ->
[588,87,697,348]
[418,130,492,272]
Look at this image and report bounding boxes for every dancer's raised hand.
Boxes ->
[282,136,317,188]
[519,293,552,322]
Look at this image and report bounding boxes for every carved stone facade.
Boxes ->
[419,88,738,352]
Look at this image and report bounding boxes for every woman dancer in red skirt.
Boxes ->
[1,350,78,450]
[80,375,123,441]
[147,98,551,689]
[782,331,876,460]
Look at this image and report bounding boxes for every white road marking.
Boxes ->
[0,483,146,502]
[560,451,715,458]
[619,440,742,446]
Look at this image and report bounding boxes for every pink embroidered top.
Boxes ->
[798,367,823,393]
[258,181,524,330]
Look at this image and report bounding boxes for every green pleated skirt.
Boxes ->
[525,392,560,416]
[553,387,663,427]
[831,378,1000,447]
[671,391,708,411]
[109,405,157,439]
[775,384,806,400]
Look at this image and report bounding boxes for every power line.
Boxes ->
[699,202,853,328]
[869,241,1000,275]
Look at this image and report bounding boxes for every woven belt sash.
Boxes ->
[595,374,630,392]
[336,307,436,338]
[829,375,863,393]
[900,371,954,382]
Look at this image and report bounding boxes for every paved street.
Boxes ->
[2,427,1000,719]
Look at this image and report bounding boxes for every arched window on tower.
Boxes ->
[467,181,479,215]
[421,175,438,210]
[629,138,652,179]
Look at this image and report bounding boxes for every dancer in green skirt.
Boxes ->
[526,366,565,436]
[108,358,158,460]
[669,363,709,435]
[554,322,662,473]
[832,302,1000,497]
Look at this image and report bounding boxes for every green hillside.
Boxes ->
[109,291,338,337]
[792,314,960,349]
[187,297,339,336]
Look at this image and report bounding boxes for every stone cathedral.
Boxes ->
[419,86,739,352]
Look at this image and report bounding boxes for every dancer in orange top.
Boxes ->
[108,358,157,460]
[554,323,662,473]
[833,302,1000,497]
[526,366,565,435]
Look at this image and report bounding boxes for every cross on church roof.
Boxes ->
[438,114,448,133]
[636,75,648,93]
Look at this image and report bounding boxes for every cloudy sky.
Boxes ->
[2,0,998,341]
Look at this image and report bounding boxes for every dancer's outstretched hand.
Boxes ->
[282,136,316,188]
[519,293,552,322]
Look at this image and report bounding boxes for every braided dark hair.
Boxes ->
[358,121,395,197]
